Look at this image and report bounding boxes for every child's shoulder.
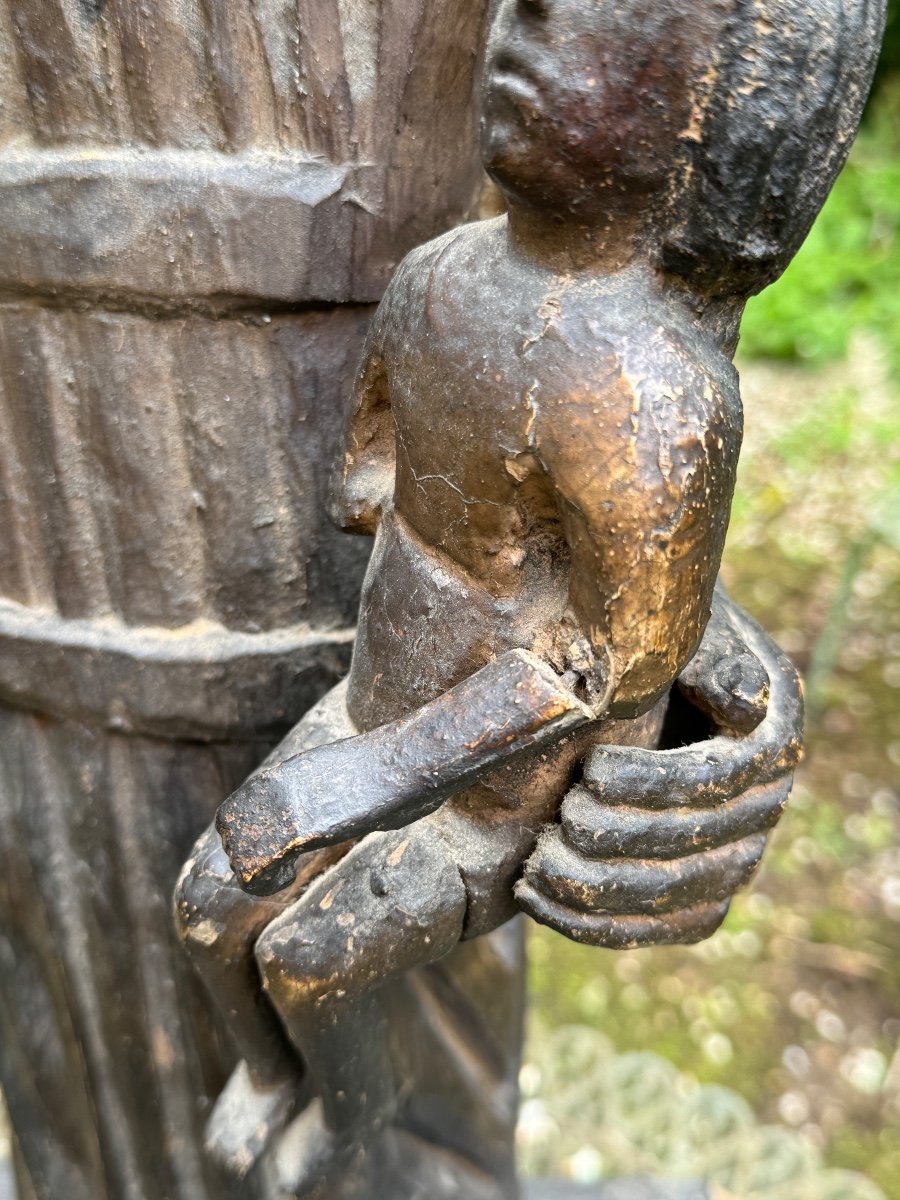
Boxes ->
[622,310,742,476]
[604,272,741,429]
[536,279,742,472]
[638,301,740,415]
[400,216,504,270]
[543,272,739,413]
[384,218,505,307]
[622,305,743,481]
[373,218,507,353]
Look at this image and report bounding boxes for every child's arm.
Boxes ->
[216,649,595,894]
[516,589,803,948]
[537,363,741,718]
[327,305,395,535]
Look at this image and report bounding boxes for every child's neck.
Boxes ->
[505,202,649,275]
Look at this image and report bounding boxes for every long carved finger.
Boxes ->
[676,587,770,735]
[561,776,791,860]
[514,882,731,949]
[582,613,802,810]
[521,830,767,916]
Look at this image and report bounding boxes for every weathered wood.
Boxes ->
[0,601,355,742]
[0,3,27,145]
[5,0,129,146]
[0,1,883,1198]
[0,0,490,292]
[0,153,383,306]
[0,3,495,1198]
[0,706,264,1200]
[0,304,373,626]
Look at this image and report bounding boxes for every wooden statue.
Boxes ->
[0,3,496,1198]
[175,0,883,1198]
[0,2,882,1200]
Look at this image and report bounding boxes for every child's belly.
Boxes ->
[344,508,670,938]
[346,508,562,730]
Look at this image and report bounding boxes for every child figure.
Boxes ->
[176,0,879,1190]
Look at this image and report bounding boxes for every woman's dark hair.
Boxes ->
[664,0,885,298]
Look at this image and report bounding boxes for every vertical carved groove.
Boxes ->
[337,0,378,155]
[198,0,280,151]
[0,331,52,608]
[39,321,116,618]
[22,718,146,1200]
[0,309,61,611]
[14,0,156,145]
[87,314,210,627]
[105,0,223,149]
[106,736,209,1200]
[0,0,29,144]
[295,0,353,160]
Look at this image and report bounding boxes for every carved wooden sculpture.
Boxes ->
[0,3,883,1200]
[175,1,882,1198]
[0,4,496,1198]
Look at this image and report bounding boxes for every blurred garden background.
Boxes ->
[523,13,900,1199]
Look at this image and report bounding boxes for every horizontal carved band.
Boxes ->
[0,147,390,308]
[0,601,354,742]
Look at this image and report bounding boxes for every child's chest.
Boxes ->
[389,262,656,464]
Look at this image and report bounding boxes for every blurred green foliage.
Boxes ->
[739,82,900,372]
[876,0,900,88]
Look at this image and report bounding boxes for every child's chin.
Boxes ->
[484,156,545,205]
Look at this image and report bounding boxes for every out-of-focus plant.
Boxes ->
[806,485,900,722]
[875,0,900,91]
[739,84,900,372]
[519,1026,887,1200]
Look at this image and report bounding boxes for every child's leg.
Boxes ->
[173,680,357,1173]
[175,821,323,1174]
[176,822,305,1084]
[254,825,468,1193]
[176,823,354,1174]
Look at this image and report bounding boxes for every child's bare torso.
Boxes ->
[332,218,740,930]
[347,217,740,728]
